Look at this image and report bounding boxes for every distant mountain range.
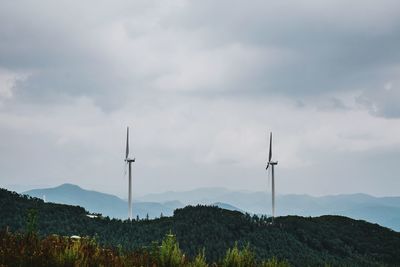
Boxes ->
[137,187,400,231]
[23,184,240,219]
[24,184,179,219]
[23,184,400,231]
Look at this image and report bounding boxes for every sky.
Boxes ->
[0,0,400,198]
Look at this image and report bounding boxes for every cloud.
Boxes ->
[356,76,400,118]
[0,0,400,197]
[0,68,29,102]
[160,0,400,96]
[1,0,400,108]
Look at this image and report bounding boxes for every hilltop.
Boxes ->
[1,188,400,266]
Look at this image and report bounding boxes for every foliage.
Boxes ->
[26,209,38,235]
[159,232,186,267]
[222,243,255,267]
[260,257,290,267]
[189,249,208,267]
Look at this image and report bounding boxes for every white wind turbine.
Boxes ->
[266,132,278,223]
[125,126,135,220]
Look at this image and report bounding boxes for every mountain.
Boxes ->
[23,184,400,231]
[138,188,400,231]
[212,202,243,212]
[1,188,400,266]
[23,183,183,219]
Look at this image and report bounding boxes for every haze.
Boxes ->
[1,0,399,198]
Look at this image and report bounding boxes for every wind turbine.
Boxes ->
[125,126,135,220]
[266,132,278,222]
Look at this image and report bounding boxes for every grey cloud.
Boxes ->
[356,85,400,118]
[1,0,400,110]
[0,0,160,110]
[161,1,400,97]
[316,97,349,111]
[1,0,400,197]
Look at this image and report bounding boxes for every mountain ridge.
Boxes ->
[23,183,181,219]
[22,184,400,231]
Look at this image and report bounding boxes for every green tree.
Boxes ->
[222,243,255,267]
[159,232,185,267]
[26,209,38,235]
[189,249,208,267]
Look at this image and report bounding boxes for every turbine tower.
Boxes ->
[125,126,135,220]
[266,132,278,222]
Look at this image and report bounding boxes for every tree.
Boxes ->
[26,209,38,235]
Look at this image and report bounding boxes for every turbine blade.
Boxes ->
[126,127,129,159]
[268,132,272,162]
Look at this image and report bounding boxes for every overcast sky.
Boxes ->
[1,0,400,198]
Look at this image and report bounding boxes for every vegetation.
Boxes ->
[0,230,290,267]
[158,233,185,267]
[1,188,400,266]
[222,243,255,267]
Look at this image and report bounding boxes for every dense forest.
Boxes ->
[1,188,400,266]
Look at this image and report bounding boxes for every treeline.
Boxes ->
[1,188,400,266]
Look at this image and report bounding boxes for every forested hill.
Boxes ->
[1,188,400,266]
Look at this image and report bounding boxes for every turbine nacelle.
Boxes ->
[266,161,278,170]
